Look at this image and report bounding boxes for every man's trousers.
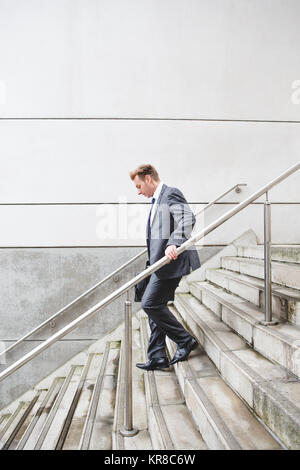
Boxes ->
[141,272,192,360]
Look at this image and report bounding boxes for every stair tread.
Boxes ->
[206,268,300,301]
[62,353,103,450]
[39,366,84,450]
[190,281,300,344]
[0,402,30,447]
[6,392,46,450]
[237,245,300,264]
[20,378,65,449]
[224,256,300,269]
[84,349,119,450]
[195,375,281,450]
[160,404,207,450]
[153,374,185,406]
[240,245,300,248]
[0,415,11,434]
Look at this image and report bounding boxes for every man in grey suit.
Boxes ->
[130,164,201,370]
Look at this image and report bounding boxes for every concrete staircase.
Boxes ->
[0,310,290,451]
[0,237,299,450]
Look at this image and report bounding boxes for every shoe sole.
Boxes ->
[136,364,170,371]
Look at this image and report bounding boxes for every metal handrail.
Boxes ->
[0,183,246,360]
[0,162,298,384]
[193,183,247,215]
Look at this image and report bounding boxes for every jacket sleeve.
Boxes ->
[166,188,196,247]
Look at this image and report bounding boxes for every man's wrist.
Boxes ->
[166,241,182,247]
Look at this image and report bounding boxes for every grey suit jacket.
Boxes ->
[147,184,200,280]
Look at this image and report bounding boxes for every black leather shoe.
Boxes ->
[136,358,169,371]
[169,337,198,366]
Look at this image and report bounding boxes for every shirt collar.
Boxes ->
[153,181,164,201]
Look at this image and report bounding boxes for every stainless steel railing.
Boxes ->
[0,163,299,437]
[0,183,246,362]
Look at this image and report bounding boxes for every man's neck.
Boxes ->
[151,180,160,197]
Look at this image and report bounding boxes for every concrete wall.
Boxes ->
[1,0,300,120]
[0,0,300,246]
[0,0,300,406]
[0,0,299,247]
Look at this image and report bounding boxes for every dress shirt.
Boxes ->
[150,181,164,225]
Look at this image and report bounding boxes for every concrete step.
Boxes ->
[0,401,33,449]
[237,245,300,264]
[139,315,207,450]
[166,335,282,450]
[205,268,300,326]
[35,365,84,450]
[18,377,65,450]
[113,315,153,451]
[0,415,11,435]
[221,256,300,291]
[62,353,104,450]
[189,280,300,378]
[173,293,300,449]
[79,343,120,450]
[3,391,47,450]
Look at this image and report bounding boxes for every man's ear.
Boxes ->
[145,174,151,185]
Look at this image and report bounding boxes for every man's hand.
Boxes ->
[165,244,178,263]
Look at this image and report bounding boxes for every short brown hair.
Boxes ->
[129,164,160,182]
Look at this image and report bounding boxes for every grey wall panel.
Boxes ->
[0,0,300,120]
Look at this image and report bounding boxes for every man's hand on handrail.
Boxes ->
[165,244,178,263]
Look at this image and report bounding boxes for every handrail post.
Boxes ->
[260,192,278,326]
[120,290,138,437]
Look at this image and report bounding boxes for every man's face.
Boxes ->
[133,175,155,198]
